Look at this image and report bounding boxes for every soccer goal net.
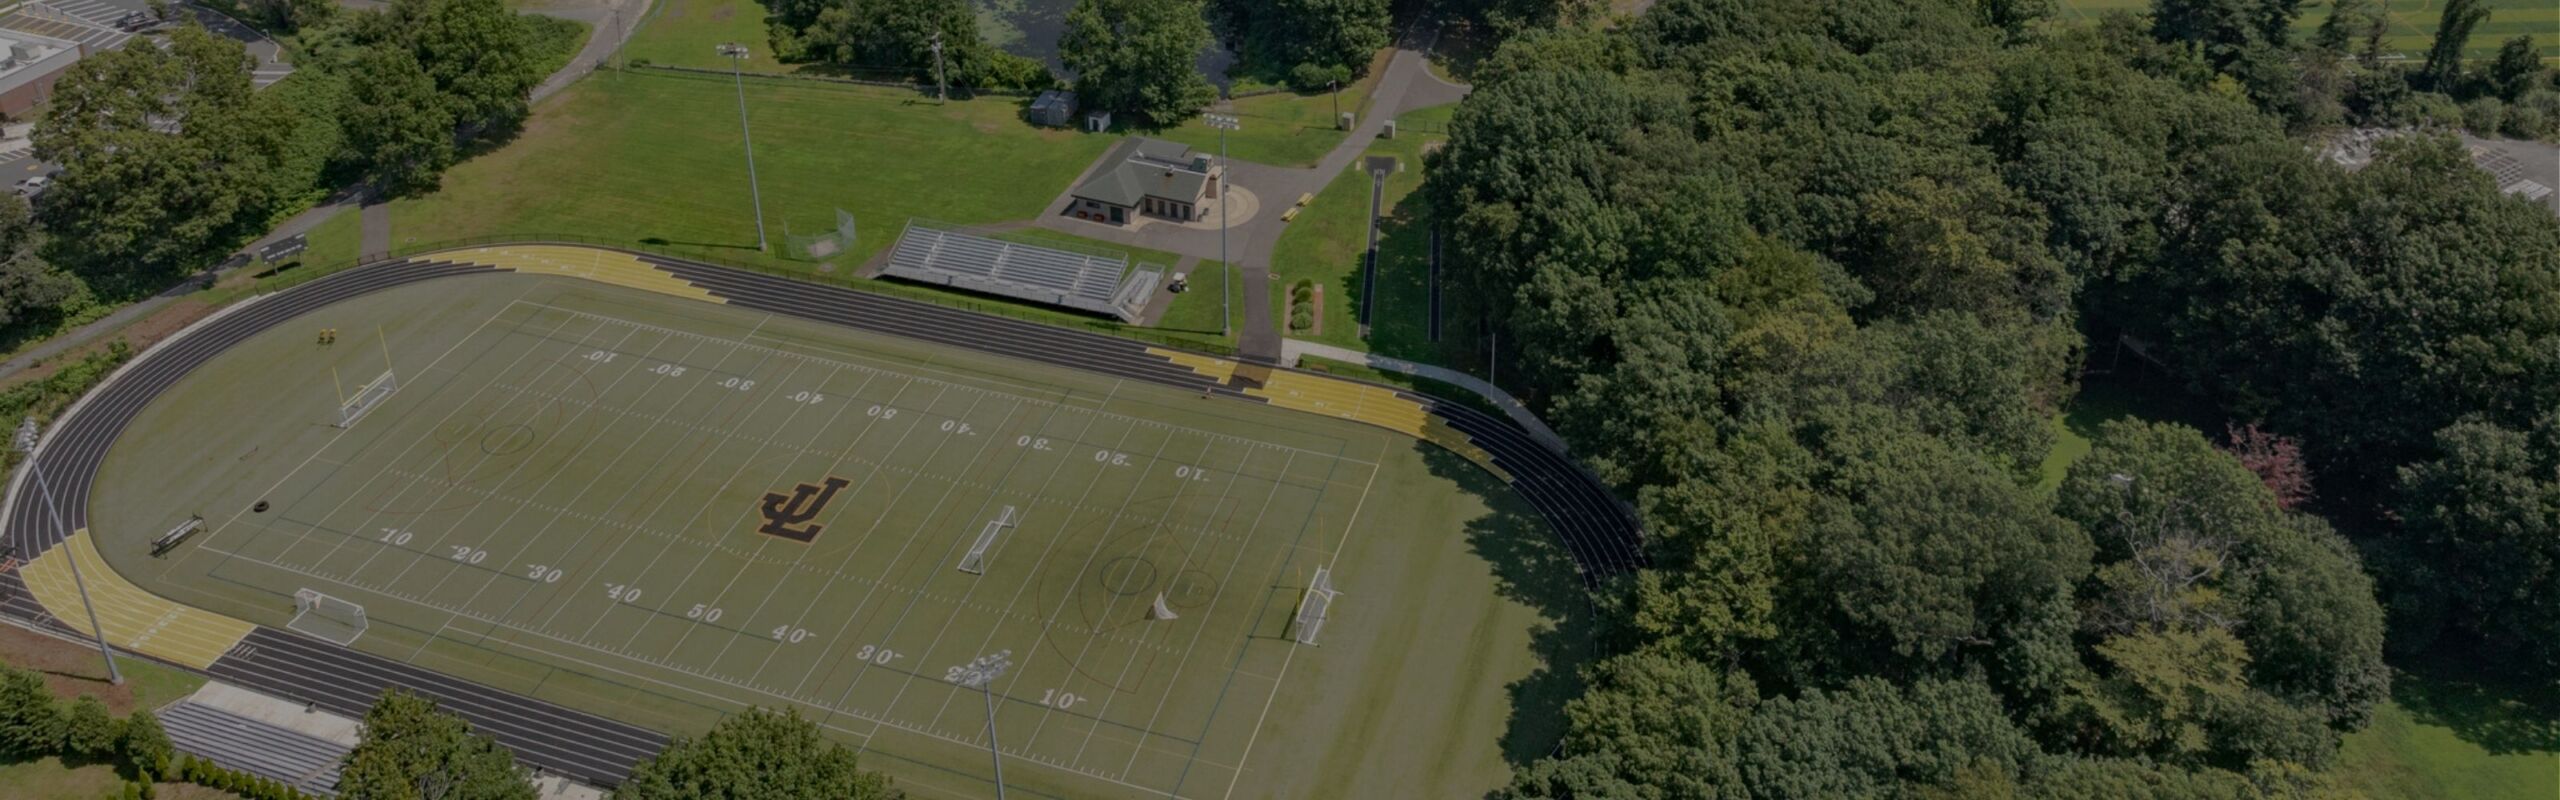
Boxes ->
[956,505,1018,575]
[1289,567,1338,645]
[289,588,368,646]
[336,371,398,428]
[785,209,859,262]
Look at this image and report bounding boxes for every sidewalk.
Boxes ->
[1279,338,1571,456]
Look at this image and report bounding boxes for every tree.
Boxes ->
[61,695,120,761]
[1219,0,1389,83]
[120,709,173,778]
[34,25,290,283]
[389,0,542,129]
[0,665,62,756]
[618,707,896,799]
[0,193,75,329]
[338,690,533,800]
[2222,423,2310,510]
[2421,0,2489,89]
[2393,415,2560,681]
[342,47,456,196]
[1060,0,1215,124]
[2060,421,2387,728]
[2487,35,2545,102]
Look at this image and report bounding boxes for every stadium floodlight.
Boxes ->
[717,43,769,252]
[11,417,122,684]
[1203,112,1240,338]
[952,650,1013,799]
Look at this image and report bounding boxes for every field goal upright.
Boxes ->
[289,588,368,646]
[333,330,399,428]
[1289,566,1339,645]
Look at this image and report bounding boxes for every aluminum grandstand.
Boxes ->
[879,221,1163,323]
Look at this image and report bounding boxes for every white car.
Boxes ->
[13,175,49,198]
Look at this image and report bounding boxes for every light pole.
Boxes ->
[13,417,120,685]
[952,650,1013,799]
[717,43,769,251]
[1203,113,1239,338]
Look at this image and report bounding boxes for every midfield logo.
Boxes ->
[757,476,851,543]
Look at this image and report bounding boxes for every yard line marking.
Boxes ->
[1073,439,1257,766]
[187,543,1213,798]
[462,330,728,639]
[408,327,700,655]
[837,419,1137,736]
[388,323,667,597]
[841,394,1084,721]
[528,336,786,633]
[182,299,524,570]
[649,363,880,658]
[1216,442,1387,800]
[357,320,649,587]
[571,356,814,643]
[1001,431,1181,751]
[1023,436,1216,757]
[284,308,603,570]
[755,389,1052,688]
[528,302,1374,466]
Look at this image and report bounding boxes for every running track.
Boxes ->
[0,249,1642,788]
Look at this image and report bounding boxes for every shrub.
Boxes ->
[120,709,173,778]
[2462,96,2506,134]
[60,695,119,760]
[1289,62,1353,91]
[0,665,61,756]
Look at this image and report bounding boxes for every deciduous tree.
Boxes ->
[618,707,896,799]
[1061,0,1215,124]
[338,690,533,800]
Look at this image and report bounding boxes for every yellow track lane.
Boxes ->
[1147,350,1511,480]
[430,245,722,303]
[18,530,255,669]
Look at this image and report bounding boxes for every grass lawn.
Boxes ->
[1152,51,1391,168]
[1155,259,1240,341]
[298,206,363,270]
[1266,102,1485,373]
[0,624,208,715]
[395,69,1107,265]
[525,15,594,78]
[2054,0,2559,58]
[2339,696,2560,799]
[617,0,784,73]
[0,757,244,800]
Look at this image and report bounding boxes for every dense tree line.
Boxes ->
[1211,0,1390,88]
[766,0,1050,89]
[1422,0,2554,794]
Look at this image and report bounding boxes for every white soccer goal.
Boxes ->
[335,370,398,428]
[289,588,368,646]
[956,506,1018,575]
[1288,567,1338,645]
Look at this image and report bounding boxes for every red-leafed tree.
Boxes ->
[2224,423,2313,510]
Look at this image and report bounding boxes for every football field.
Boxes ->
[81,272,1557,799]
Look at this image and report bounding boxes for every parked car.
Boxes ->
[14,175,51,198]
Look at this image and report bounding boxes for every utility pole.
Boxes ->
[718,43,769,251]
[13,418,120,685]
[930,31,948,103]
[1329,79,1339,121]
[1204,113,1240,339]
[952,650,1013,799]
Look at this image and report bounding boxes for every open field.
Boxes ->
[2057,0,2560,59]
[75,270,1567,798]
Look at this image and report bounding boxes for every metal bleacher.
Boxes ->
[880,222,1160,322]
[160,701,349,797]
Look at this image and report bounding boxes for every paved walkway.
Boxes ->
[1281,338,1570,456]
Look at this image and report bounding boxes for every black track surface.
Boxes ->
[0,247,1644,789]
